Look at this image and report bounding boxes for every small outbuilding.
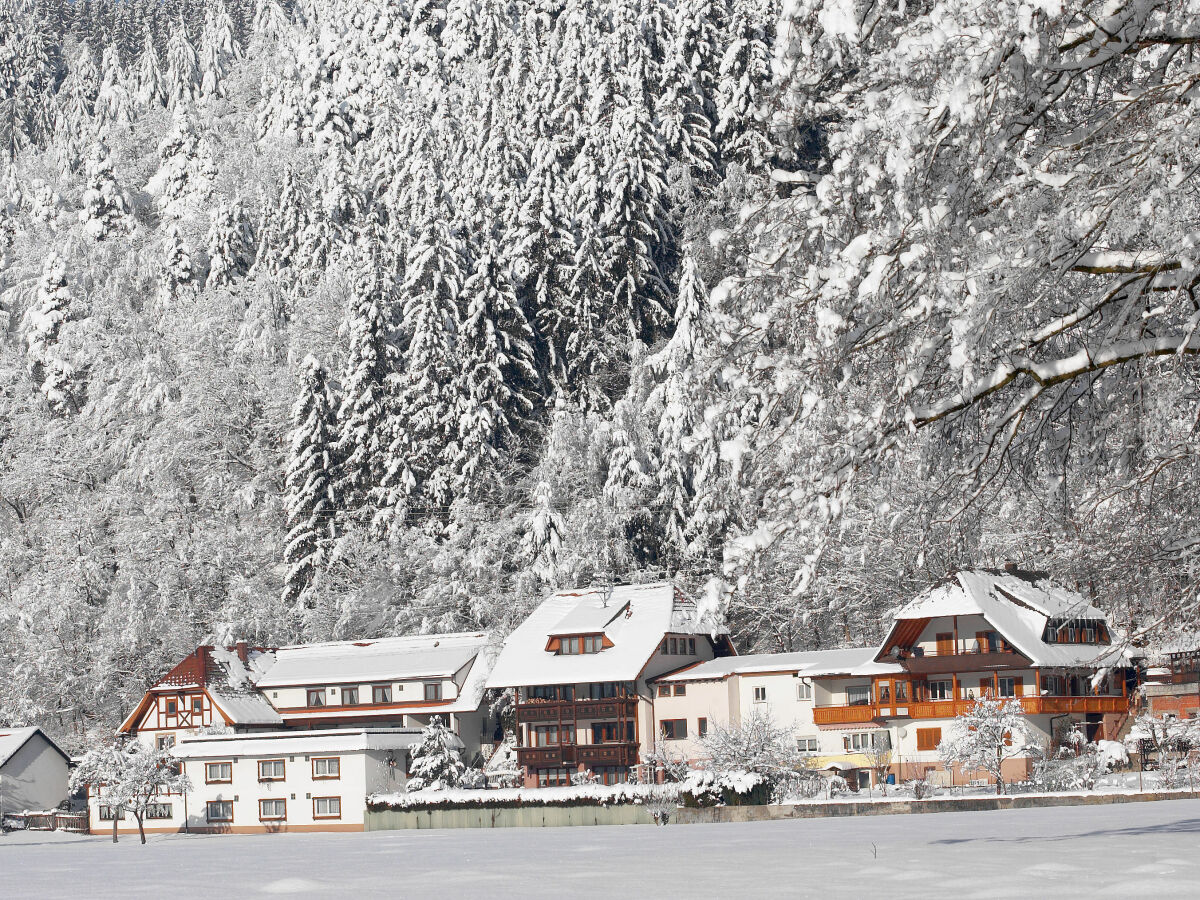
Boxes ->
[0,727,72,816]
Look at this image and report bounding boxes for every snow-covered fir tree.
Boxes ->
[406,716,467,791]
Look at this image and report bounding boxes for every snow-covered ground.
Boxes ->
[5,798,1200,898]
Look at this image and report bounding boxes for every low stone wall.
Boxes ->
[674,790,1200,824]
[364,790,1200,830]
[365,804,656,830]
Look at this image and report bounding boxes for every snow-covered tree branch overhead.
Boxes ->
[715,0,1200,596]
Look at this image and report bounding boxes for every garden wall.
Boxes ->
[365,805,655,830]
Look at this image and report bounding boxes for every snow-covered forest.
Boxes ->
[0,0,1197,748]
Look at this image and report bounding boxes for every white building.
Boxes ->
[486,581,735,786]
[0,727,72,816]
[90,632,494,836]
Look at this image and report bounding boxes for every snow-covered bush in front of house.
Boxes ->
[938,697,1030,795]
[679,769,770,808]
[459,768,488,790]
[1031,728,1131,793]
[570,769,599,786]
[903,777,936,800]
[370,782,675,812]
[405,717,466,792]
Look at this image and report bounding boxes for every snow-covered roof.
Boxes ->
[0,727,69,768]
[256,632,490,688]
[655,648,902,682]
[487,582,717,687]
[171,728,456,759]
[882,569,1128,668]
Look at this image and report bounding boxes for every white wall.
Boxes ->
[0,735,69,814]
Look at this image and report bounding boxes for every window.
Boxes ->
[797,738,819,753]
[205,762,232,784]
[589,682,620,699]
[669,638,678,655]
[847,685,871,706]
[206,800,234,822]
[259,799,286,821]
[537,767,571,787]
[879,683,891,703]
[145,803,172,820]
[341,687,359,706]
[698,718,708,738]
[998,677,1016,698]
[928,680,954,701]
[796,681,812,701]
[166,699,177,716]
[657,684,671,698]
[258,759,285,781]
[674,684,686,697]
[157,735,175,751]
[584,635,604,654]
[916,728,942,752]
[688,638,696,655]
[424,682,442,701]
[192,696,203,713]
[660,719,687,740]
[753,686,767,702]
[844,732,877,752]
[532,724,574,746]
[561,636,581,655]
[935,632,954,655]
[895,681,909,701]
[314,796,341,819]
[372,685,392,704]
[99,805,124,821]
[313,757,340,779]
[592,722,624,743]
[306,688,326,708]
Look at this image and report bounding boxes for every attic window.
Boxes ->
[1043,618,1109,645]
[557,635,604,655]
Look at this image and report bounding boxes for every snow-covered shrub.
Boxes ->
[406,717,466,791]
[571,769,600,786]
[459,768,488,790]
[938,697,1030,795]
[773,769,825,802]
[680,769,770,807]
[901,776,936,800]
[827,775,850,798]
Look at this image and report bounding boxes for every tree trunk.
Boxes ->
[136,812,146,844]
[112,813,118,843]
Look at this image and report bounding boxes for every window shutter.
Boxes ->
[979,678,991,698]
[1013,677,1024,697]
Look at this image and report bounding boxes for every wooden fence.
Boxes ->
[5,811,89,833]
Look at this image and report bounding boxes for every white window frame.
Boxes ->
[796,681,813,701]
[753,686,767,702]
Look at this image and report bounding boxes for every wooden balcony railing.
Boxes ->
[817,695,1128,724]
[812,704,882,726]
[516,741,638,769]
[516,698,638,724]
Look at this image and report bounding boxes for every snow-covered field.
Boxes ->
[5,799,1200,898]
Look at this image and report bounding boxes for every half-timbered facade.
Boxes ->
[90,632,494,835]
[486,582,734,787]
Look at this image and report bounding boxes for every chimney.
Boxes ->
[235,640,249,664]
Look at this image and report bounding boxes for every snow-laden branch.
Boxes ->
[911,333,1200,427]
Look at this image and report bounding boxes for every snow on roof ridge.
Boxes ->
[272,630,489,652]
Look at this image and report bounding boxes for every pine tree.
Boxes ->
[380,189,464,516]
[159,221,195,299]
[25,252,77,414]
[253,166,307,280]
[95,44,131,128]
[282,355,341,609]
[163,20,200,109]
[714,0,775,168]
[337,236,397,516]
[206,195,255,288]
[134,30,166,109]
[406,716,466,791]
[455,236,539,495]
[78,140,131,239]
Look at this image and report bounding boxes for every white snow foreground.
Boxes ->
[6,800,1200,898]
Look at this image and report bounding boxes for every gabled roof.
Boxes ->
[877,569,1128,668]
[654,648,902,682]
[256,632,490,688]
[486,582,720,687]
[0,727,70,768]
[119,644,282,732]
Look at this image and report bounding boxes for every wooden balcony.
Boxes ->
[516,742,638,769]
[812,704,882,726]
[516,698,638,724]
[901,650,1029,675]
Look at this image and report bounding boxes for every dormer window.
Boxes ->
[556,634,605,655]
